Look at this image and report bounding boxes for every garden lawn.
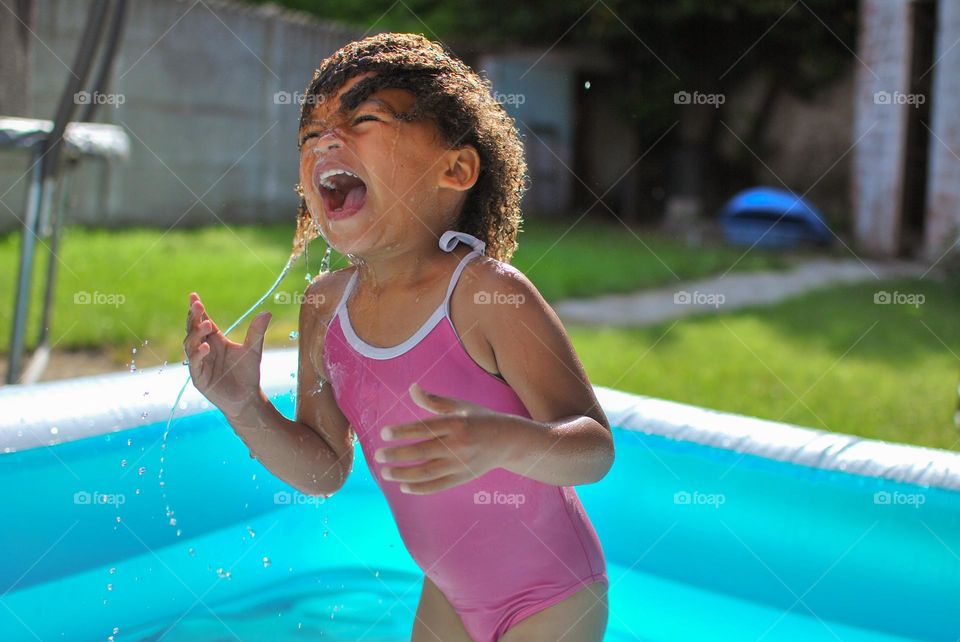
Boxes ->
[0,219,785,366]
[569,277,960,451]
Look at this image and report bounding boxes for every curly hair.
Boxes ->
[293,32,528,263]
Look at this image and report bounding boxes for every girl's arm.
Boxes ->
[226,275,354,497]
[476,262,614,486]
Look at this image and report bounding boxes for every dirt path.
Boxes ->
[553,257,930,326]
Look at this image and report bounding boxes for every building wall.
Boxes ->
[0,0,366,234]
[476,53,576,217]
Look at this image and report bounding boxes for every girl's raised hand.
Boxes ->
[183,292,271,420]
[374,382,520,494]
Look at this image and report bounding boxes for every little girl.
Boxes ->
[184,33,613,642]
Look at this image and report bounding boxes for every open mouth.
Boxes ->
[313,166,368,220]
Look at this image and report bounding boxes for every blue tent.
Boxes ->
[718,187,833,249]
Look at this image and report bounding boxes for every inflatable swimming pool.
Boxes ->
[1,349,957,641]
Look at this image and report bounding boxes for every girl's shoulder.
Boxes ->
[455,255,553,331]
[299,265,358,326]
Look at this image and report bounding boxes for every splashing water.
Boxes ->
[159,215,334,537]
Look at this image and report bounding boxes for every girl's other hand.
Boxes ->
[374,382,523,494]
[183,292,271,420]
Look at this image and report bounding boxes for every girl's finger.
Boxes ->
[399,471,474,495]
[375,437,447,464]
[382,457,461,483]
[185,320,214,354]
[381,418,451,441]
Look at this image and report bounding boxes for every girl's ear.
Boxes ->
[437,145,481,193]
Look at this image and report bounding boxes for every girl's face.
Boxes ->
[299,71,466,258]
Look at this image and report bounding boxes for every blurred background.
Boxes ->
[1,0,958,450]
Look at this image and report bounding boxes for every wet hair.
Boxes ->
[294,32,528,263]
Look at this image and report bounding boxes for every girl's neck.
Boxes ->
[350,235,453,293]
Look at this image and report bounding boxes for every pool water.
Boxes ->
[2,393,957,641]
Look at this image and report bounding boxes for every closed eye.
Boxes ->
[298,114,382,145]
[352,114,381,125]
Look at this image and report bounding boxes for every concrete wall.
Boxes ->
[924,0,960,260]
[477,52,576,217]
[0,0,366,234]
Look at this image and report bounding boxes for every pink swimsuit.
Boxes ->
[322,230,607,641]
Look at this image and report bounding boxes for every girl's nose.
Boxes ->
[313,129,343,154]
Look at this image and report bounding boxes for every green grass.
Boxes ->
[568,277,960,451]
[0,219,785,366]
[513,218,787,301]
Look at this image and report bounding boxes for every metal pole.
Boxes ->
[5,0,110,384]
[6,154,44,384]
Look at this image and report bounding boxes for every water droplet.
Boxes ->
[251,474,257,481]
[216,568,231,579]
[50,427,59,435]
[120,459,128,468]
[106,583,113,591]
[169,517,177,526]
[289,331,299,340]
[247,526,256,538]
[188,547,196,557]
[176,528,182,537]
[138,466,147,476]
[127,438,133,446]
[584,80,591,89]
[115,516,121,523]
[109,567,117,575]
[262,556,271,568]
[132,347,138,354]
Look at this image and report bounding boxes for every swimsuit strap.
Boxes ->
[439,230,486,255]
